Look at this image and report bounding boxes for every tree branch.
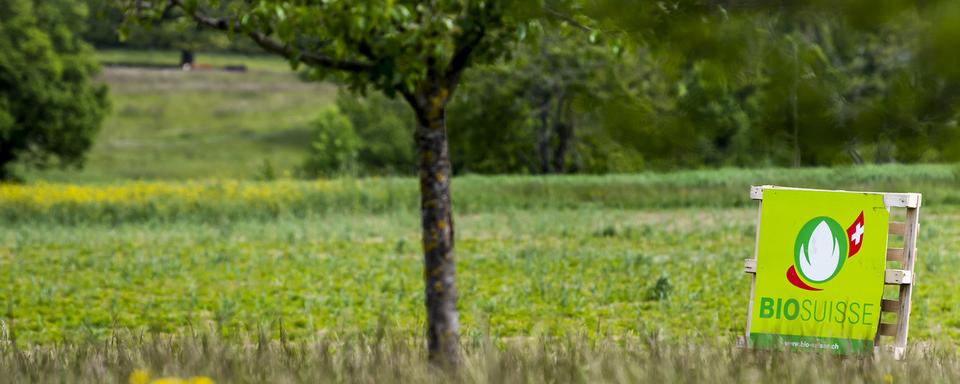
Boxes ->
[399,88,430,126]
[543,7,593,33]
[168,0,374,73]
[444,27,486,93]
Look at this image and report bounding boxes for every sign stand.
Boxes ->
[742,185,921,359]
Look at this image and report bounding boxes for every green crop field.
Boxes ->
[3,165,960,381]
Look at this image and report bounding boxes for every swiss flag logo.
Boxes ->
[846,211,865,258]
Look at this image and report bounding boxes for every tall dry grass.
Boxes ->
[2,329,957,383]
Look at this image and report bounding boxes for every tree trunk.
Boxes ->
[0,147,14,181]
[791,39,801,167]
[408,88,459,366]
[551,95,573,173]
[536,94,552,174]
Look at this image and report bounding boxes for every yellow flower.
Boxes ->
[125,369,214,384]
[128,369,150,384]
[150,379,187,384]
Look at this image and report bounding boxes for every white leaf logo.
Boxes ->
[797,220,841,283]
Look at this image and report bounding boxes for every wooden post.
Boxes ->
[874,195,921,359]
[740,186,764,347]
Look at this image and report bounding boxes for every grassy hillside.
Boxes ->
[19,50,336,182]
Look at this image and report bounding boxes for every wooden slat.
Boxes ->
[744,197,763,340]
[886,248,905,263]
[750,187,920,208]
[889,222,906,235]
[894,206,921,358]
[744,259,757,273]
[878,323,898,336]
[885,269,913,285]
[883,193,921,208]
[881,299,900,312]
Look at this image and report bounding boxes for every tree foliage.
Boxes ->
[449,28,624,174]
[85,0,259,52]
[436,3,960,171]
[0,0,109,180]
[300,107,361,177]
[336,92,415,174]
[301,93,416,177]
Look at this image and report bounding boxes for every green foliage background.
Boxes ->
[0,0,109,179]
[6,0,960,179]
[296,3,960,176]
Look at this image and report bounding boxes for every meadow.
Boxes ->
[4,165,960,361]
[18,50,335,182]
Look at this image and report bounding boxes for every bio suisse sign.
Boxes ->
[750,188,888,354]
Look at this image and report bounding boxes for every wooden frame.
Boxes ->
[742,185,922,359]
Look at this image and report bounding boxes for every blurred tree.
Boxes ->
[0,0,109,181]
[512,31,619,173]
[302,91,416,176]
[119,0,551,365]
[583,2,960,168]
[447,64,533,174]
[335,92,416,174]
[85,0,259,54]
[301,107,361,177]
[448,29,625,174]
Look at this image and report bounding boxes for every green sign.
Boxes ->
[749,188,888,354]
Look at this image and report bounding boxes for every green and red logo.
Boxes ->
[786,211,865,291]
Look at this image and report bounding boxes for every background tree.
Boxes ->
[335,92,416,174]
[449,29,624,174]
[85,0,260,56]
[121,0,548,365]
[300,107,362,177]
[0,0,109,181]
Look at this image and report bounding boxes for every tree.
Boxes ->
[301,107,361,177]
[84,0,261,55]
[449,29,624,174]
[0,0,109,180]
[121,0,546,365]
[335,91,416,174]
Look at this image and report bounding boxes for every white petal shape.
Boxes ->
[798,220,840,282]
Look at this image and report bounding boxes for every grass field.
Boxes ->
[4,166,960,381]
[3,165,960,337]
[19,50,335,183]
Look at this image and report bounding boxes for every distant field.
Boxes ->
[96,49,294,73]
[19,50,336,182]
